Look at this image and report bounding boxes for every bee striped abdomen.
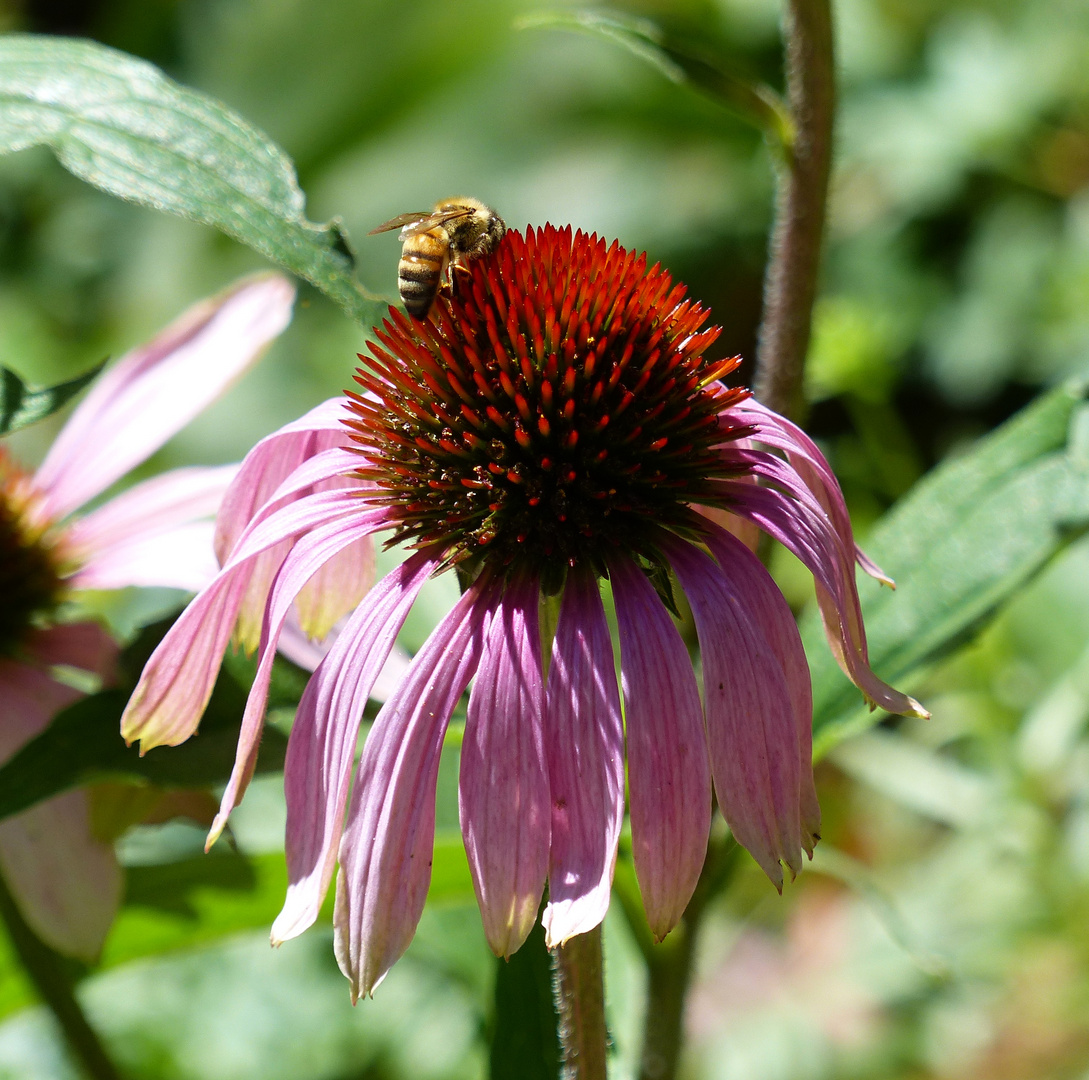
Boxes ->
[397,231,447,317]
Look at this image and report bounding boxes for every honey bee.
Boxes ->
[369,197,506,318]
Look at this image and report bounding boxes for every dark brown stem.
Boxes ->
[0,870,124,1080]
[754,0,836,421]
[551,927,608,1080]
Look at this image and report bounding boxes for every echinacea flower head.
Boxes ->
[0,273,295,959]
[123,225,925,1001]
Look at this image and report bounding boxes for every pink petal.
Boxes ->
[0,660,85,759]
[0,791,121,961]
[608,555,710,940]
[24,622,118,684]
[701,524,821,853]
[34,274,295,521]
[665,535,804,888]
[712,474,926,719]
[273,551,434,944]
[292,534,376,642]
[213,397,352,563]
[73,520,221,593]
[460,574,549,958]
[206,509,389,847]
[67,465,238,589]
[121,487,384,750]
[219,439,367,654]
[727,400,894,585]
[541,567,624,948]
[333,578,495,1000]
[0,642,122,961]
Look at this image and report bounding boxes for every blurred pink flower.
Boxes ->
[123,226,925,999]
[0,273,295,958]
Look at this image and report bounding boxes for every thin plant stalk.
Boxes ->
[628,837,741,1080]
[552,927,608,1079]
[0,869,123,1080]
[755,0,836,420]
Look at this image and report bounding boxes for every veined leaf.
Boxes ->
[516,9,793,150]
[0,35,385,326]
[0,362,103,434]
[810,381,1089,755]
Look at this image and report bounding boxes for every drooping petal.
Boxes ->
[121,487,383,750]
[460,573,549,958]
[333,578,494,1000]
[275,611,412,700]
[274,553,435,944]
[664,534,803,888]
[0,791,121,961]
[206,508,389,846]
[726,399,894,585]
[213,398,352,562]
[34,274,295,521]
[710,473,926,719]
[212,400,365,651]
[701,524,821,853]
[292,534,376,642]
[66,465,238,591]
[541,567,624,948]
[608,555,710,940]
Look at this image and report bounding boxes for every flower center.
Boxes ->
[348,226,752,587]
[0,450,68,656]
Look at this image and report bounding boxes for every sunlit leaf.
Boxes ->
[516,9,793,149]
[0,362,103,434]
[0,35,385,326]
[810,381,1089,754]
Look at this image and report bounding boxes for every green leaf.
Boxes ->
[0,836,473,1020]
[810,381,1089,755]
[0,35,385,327]
[99,851,294,976]
[0,361,103,434]
[516,9,793,149]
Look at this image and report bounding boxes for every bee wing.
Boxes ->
[396,207,478,238]
[368,211,433,235]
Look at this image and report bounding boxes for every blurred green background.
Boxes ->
[3,0,1089,1077]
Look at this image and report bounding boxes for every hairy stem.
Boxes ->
[634,836,741,1080]
[754,0,836,420]
[552,927,608,1079]
[0,871,123,1080]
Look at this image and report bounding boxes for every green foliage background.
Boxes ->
[2,0,1089,1077]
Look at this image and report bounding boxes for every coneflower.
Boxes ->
[122,225,924,1000]
[0,274,295,958]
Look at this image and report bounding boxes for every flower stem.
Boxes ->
[626,835,742,1080]
[754,0,835,421]
[551,927,608,1079]
[0,870,123,1080]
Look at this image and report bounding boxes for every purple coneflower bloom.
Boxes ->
[0,274,295,958]
[122,225,925,1000]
